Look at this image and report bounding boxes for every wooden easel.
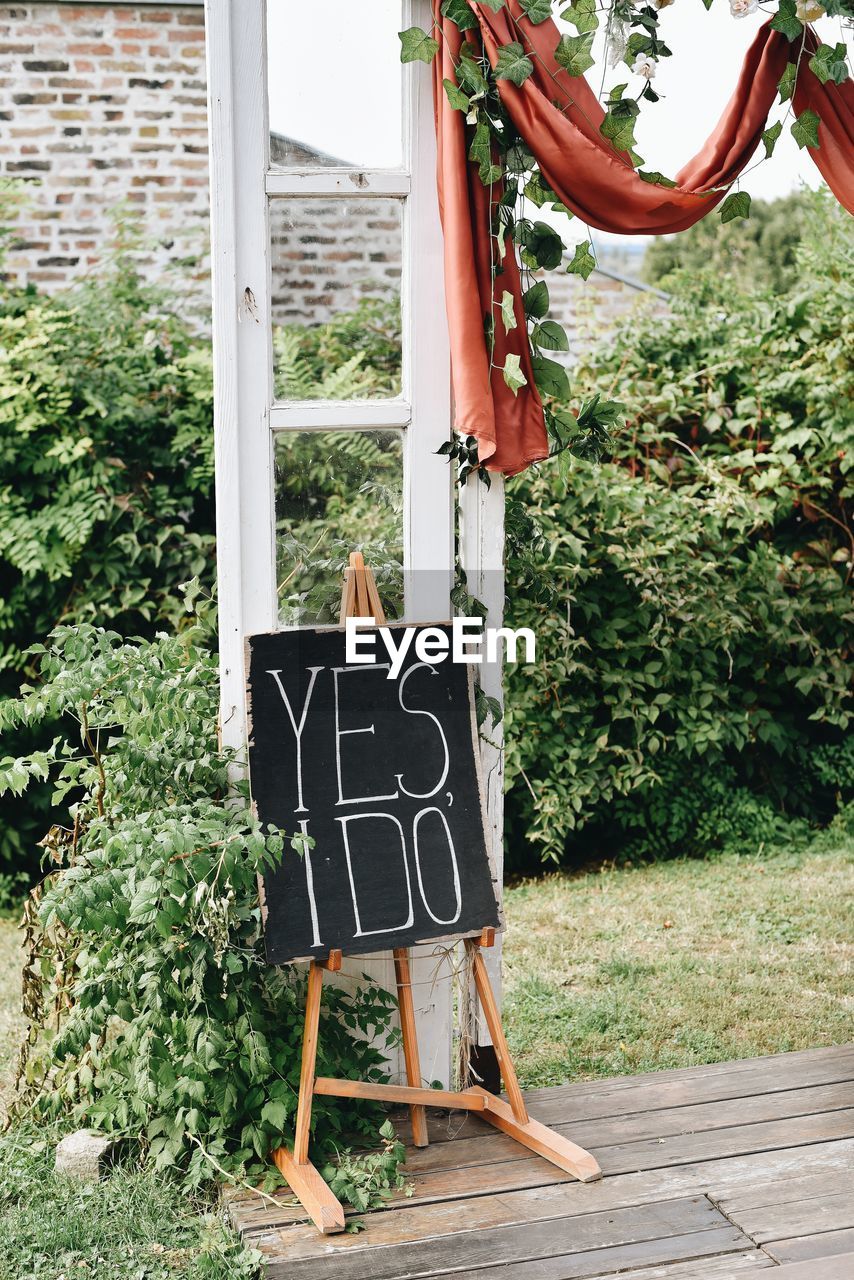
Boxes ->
[270,552,602,1234]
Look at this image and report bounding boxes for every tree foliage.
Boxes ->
[504,191,853,867]
[643,190,816,295]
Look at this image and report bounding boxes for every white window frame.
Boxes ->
[205,0,472,1084]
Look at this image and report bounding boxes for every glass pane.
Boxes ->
[275,430,404,627]
[267,0,403,170]
[270,198,402,401]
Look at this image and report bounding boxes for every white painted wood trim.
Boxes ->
[460,475,506,1047]
[266,171,411,198]
[400,0,456,1089]
[270,401,411,431]
[207,0,460,1089]
[206,0,275,758]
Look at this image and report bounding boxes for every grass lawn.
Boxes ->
[503,839,854,1088]
[0,838,851,1276]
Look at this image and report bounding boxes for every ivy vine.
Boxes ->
[401,0,853,475]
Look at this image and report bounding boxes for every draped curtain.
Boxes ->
[431,1,854,475]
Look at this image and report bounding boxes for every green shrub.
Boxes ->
[0,605,396,1185]
[504,191,853,867]
[0,229,215,883]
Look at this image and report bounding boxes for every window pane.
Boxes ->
[275,430,404,627]
[270,198,402,401]
[267,0,403,170]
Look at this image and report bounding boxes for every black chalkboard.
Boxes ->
[245,625,501,965]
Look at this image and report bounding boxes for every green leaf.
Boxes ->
[457,47,489,96]
[531,355,570,399]
[554,31,595,77]
[561,0,598,35]
[441,0,479,32]
[770,0,802,42]
[399,27,439,64]
[532,320,569,352]
[521,221,565,270]
[468,117,502,185]
[495,41,534,86]
[638,170,677,188]
[522,280,550,319]
[520,0,553,22]
[499,291,518,334]
[761,121,783,158]
[719,190,752,224]
[778,62,797,103]
[443,78,471,113]
[809,43,849,86]
[791,109,821,150]
[567,239,596,280]
[502,353,528,396]
[478,0,505,9]
[600,104,639,155]
[261,1099,288,1130]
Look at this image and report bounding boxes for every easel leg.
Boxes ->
[465,940,602,1184]
[294,961,323,1164]
[393,948,429,1147]
[271,961,346,1234]
[466,939,528,1123]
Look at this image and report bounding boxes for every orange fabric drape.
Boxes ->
[432,2,854,475]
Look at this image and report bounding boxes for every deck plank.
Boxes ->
[392,1082,852,1176]
[728,1191,854,1244]
[764,1227,854,1265]
[257,1197,736,1280]
[764,1252,854,1279]
[712,1168,854,1213]
[413,1229,753,1280]
[395,1046,854,1146]
[583,1252,775,1279]
[235,1140,854,1245]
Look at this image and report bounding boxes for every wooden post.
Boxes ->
[393,948,429,1147]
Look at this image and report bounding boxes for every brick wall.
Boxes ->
[0,1,655,341]
[0,1,209,299]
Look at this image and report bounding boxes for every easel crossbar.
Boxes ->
[313,1078,488,1111]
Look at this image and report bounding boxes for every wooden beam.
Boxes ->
[270,1147,345,1235]
[314,1078,488,1111]
[471,1086,603,1183]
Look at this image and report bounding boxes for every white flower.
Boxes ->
[606,18,627,70]
[729,0,759,17]
[795,0,825,19]
[632,54,657,80]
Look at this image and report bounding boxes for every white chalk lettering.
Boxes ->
[394,663,450,800]
[338,812,414,937]
[412,807,462,925]
[332,665,399,805]
[266,665,323,814]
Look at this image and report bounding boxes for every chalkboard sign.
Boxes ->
[245,625,502,965]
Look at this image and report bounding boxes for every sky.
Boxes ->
[266,3,851,205]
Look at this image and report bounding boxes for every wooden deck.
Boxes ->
[228,1045,854,1279]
